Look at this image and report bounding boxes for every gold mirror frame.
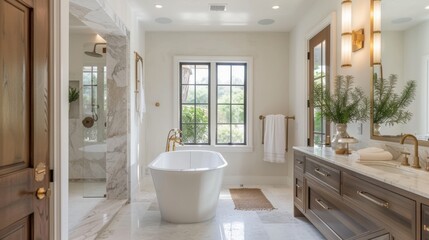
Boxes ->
[369,0,429,147]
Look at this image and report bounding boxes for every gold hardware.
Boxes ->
[424,225,429,232]
[357,191,389,208]
[400,134,421,169]
[155,102,160,107]
[400,151,410,166]
[352,29,365,52]
[314,168,330,177]
[35,187,51,200]
[135,52,143,93]
[296,184,301,189]
[315,198,330,210]
[166,128,183,152]
[35,162,47,182]
[297,160,303,165]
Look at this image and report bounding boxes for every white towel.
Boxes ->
[136,59,146,119]
[357,148,393,161]
[263,114,286,163]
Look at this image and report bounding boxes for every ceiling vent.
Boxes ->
[209,4,227,12]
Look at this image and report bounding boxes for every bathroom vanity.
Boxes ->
[293,147,429,240]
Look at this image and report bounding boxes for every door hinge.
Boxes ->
[49,169,54,182]
[307,99,310,108]
[307,138,311,146]
[307,52,310,60]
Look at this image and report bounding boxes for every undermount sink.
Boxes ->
[357,161,420,176]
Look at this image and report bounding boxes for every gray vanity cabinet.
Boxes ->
[293,150,424,240]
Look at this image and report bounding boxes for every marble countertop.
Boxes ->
[293,146,429,199]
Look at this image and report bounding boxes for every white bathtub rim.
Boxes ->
[148,150,228,172]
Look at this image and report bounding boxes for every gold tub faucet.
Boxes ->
[400,134,421,169]
[166,128,183,152]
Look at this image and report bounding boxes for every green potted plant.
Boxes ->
[69,87,80,103]
[314,75,369,150]
[373,74,416,135]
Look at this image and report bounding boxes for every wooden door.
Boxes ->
[0,0,50,239]
[308,25,331,147]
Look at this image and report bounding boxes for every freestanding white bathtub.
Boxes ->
[149,150,228,223]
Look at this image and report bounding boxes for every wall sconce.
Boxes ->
[341,0,365,68]
[372,0,381,65]
[341,0,352,67]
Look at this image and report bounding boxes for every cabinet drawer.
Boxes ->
[422,204,429,240]
[305,157,340,193]
[294,174,304,209]
[308,184,381,239]
[294,152,305,173]
[342,172,416,240]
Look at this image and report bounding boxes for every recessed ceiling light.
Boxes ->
[155,4,163,9]
[425,5,429,10]
[272,5,280,9]
[258,19,275,25]
[155,17,172,24]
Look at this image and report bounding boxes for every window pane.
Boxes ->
[82,86,92,114]
[314,43,322,78]
[181,105,195,123]
[182,65,195,84]
[195,86,209,103]
[232,65,245,85]
[232,124,245,143]
[217,105,230,124]
[182,85,195,103]
[83,72,92,85]
[195,105,209,123]
[196,65,209,84]
[196,124,209,143]
[182,123,195,144]
[217,124,230,143]
[218,65,231,85]
[217,86,230,104]
[232,86,244,104]
[231,105,244,123]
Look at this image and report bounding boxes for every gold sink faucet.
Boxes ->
[400,134,421,169]
[165,128,183,152]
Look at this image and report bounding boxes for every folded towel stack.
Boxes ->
[356,147,393,161]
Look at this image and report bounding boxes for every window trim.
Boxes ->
[173,56,253,152]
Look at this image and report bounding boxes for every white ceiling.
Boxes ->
[129,0,315,32]
[382,0,429,31]
[70,14,97,34]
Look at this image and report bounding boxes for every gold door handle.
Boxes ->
[424,224,429,232]
[34,187,51,200]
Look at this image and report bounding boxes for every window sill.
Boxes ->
[177,145,253,153]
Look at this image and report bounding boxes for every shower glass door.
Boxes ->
[82,64,107,198]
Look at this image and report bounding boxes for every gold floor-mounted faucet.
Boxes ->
[400,134,421,169]
[165,128,183,152]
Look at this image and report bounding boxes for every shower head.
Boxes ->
[84,42,106,58]
[84,51,103,58]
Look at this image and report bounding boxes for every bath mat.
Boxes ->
[229,188,275,211]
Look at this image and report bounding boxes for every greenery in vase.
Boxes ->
[69,87,80,103]
[314,75,369,124]
[373,74,416,126]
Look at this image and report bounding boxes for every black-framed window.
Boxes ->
[179,63,210,145]
[216,63,247,145]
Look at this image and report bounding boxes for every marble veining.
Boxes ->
[69,199,127,240]
[70,0,130,200]
[294,146,429,198]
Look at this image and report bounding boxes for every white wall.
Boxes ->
[145,32,290,185]
[288,0,372,180]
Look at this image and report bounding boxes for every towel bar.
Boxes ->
[259,115,295,152]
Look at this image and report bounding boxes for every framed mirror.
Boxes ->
[370,0,429,146]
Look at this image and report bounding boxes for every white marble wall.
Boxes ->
[70,0,130,200]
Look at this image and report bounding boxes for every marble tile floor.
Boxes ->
[96,181,325,240]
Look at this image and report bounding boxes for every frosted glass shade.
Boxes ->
[341,33,352,67]
[373,31,381,65]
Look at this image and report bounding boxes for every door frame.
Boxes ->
[305,12,337,146]
[51,0,69,239]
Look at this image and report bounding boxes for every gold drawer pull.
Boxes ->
[424,225,429,232]
[297,160,303,164]
[296,184,301,189]
[315,198,330,210]
[314,168,330,177]
[357,191,389,208]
